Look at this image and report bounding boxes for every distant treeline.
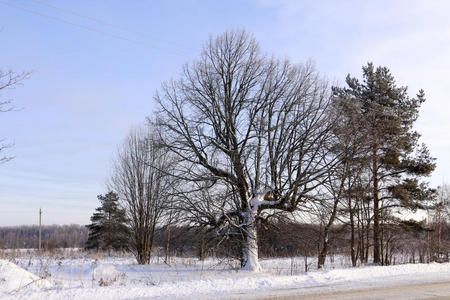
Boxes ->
[1,222,448,265]
[0,224,88,249]
[152,222,450,264]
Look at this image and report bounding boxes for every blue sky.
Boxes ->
[1,0,449,226]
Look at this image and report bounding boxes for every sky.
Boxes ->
[0,0,449,226]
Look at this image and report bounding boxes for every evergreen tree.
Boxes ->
[85,191,129,251]
[333,63,436,264]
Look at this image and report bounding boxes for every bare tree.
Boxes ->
[155,30,340,271]
[0,69,30,163]
[111,124,175,264]
[428,184,450,260]
[316,96,373,268]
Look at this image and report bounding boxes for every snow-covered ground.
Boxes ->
[0,251,449,299]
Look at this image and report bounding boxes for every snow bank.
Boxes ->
[313,262,450,283]
[122,262,450,299]
[91,264,121,283]
[0,259,52,293]
[1,256,449,300]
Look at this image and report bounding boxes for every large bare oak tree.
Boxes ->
[155,30,340,271]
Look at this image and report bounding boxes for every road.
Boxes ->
[226,281,450,300]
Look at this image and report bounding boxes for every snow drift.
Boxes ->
[0,259,52,293]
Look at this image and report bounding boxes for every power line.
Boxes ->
[27,0,186,49]
[0,1,188,57]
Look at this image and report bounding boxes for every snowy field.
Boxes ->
[0,250,449,299]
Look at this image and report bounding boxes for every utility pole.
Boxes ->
[39,208,42,251]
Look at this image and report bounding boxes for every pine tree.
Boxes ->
[333,63,436,264]
[85,191,129,251]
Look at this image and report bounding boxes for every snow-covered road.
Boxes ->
[240,281,450,300]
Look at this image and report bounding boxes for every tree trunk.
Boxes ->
[165,225,171,264]
[372,146,381,264]
[318,220,335,269]
[365,221,370,263]
[357,208,365,264]
[384,243,389,265]
[198,235,206,261]
[241,208,261,272]
[349,201,357,267]
[135,224,153,264]
[317,230,329,269]
[318,179,343,269]
[380,218,385,266]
